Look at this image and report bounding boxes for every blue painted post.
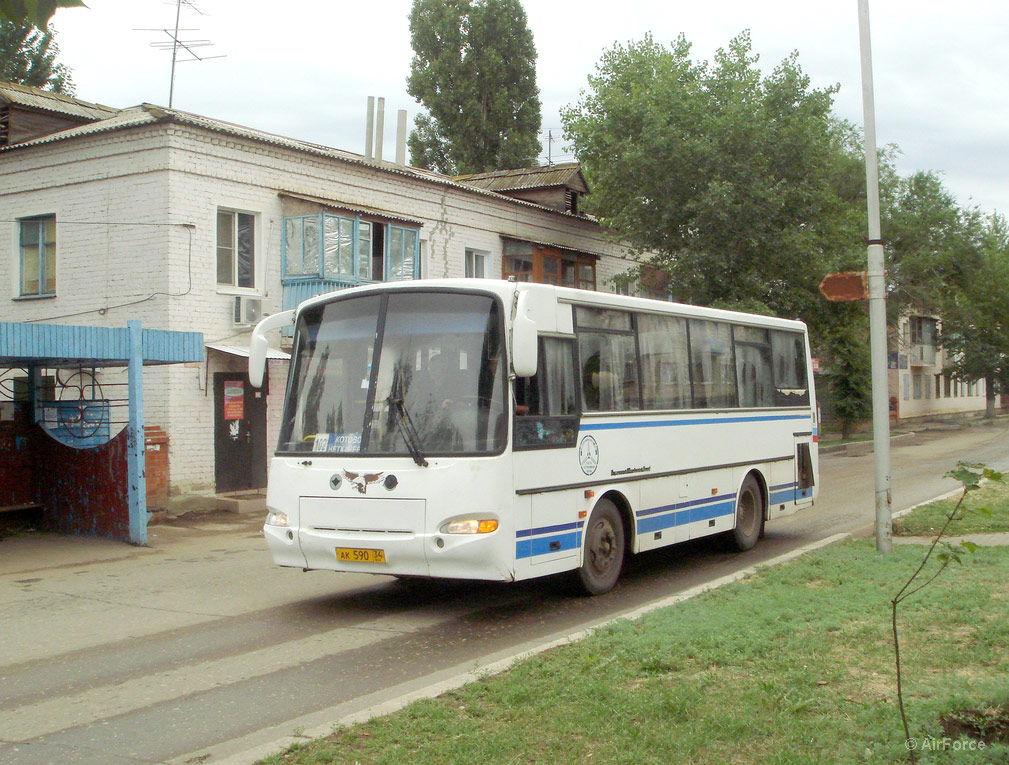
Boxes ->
[127,320,148,545]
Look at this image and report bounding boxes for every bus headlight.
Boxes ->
[265,511,290,527]
[442,519,498,534]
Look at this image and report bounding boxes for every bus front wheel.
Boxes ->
[577,499,625,595]
[729,474,764,551]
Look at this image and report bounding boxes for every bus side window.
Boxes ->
[514,338,579,449]
[771,331,810,406]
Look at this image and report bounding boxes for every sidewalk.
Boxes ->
[818,412,1009,455]
[0,508,260,578]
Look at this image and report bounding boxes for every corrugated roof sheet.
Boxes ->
[454,163,586,193]
[279,192,425,225]
[0,101,595,221]
[0,321,203,367]
[0,82,117,121]
[0,104,162,150]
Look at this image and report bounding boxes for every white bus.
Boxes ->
[250,279,817,595]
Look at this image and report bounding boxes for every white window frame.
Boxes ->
[465,247,489,278]
[217,208,260,293]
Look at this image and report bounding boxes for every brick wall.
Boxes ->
[1,119,644,494]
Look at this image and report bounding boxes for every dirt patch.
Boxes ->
[941,705,1009,744]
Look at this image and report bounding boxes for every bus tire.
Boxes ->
[577,499,625,595]
[730,474,764,552]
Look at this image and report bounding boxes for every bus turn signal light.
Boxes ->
[443,519,499,534]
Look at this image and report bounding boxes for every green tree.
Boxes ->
[1,19,74,93]
[882,170,977,318]
[935,213,1009,417]
[407,0,541,174]
[562,32,900,433]
[0,0,83,28]
[562,32,859,324]
[822,310,873,439]
[879,171,1009,418]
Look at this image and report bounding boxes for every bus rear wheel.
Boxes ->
[577,499,625,595]
[729,474,764,551]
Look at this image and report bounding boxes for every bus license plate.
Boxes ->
[336,547,386,564]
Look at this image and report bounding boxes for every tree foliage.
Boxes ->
[1,18,74,93]
[561,30,1009,431]
[407,0,541,175]
[562,32,862,324]
[883,170,978,316]
[933,213,1009,416]
[0,0,83,29]
[822,309,873,439]
[879,169,1009,416]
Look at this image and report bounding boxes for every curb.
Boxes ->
[819,431,916,456]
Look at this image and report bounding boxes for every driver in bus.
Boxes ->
[414,351,463,450]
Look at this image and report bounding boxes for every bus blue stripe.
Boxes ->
[769,489,790,503]
[637,500,736,534]
[515,521,584,539]
[518,479,812,560]
[768,482,813,505]
[635,493,737,519]
[516,531,582,560]
[581,414,808,432]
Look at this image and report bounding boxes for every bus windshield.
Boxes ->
[279,290,508,457]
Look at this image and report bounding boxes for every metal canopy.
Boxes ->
[0,321,203,367]
[206,341,289,360]
[0,320,203,545]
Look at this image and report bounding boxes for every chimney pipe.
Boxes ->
[396,109,407,165]
[375,97,385,162]
[365,96,375,160]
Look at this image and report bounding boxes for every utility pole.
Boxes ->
[857,0,893,553]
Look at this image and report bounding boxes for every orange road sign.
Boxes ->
[819,271,868,302]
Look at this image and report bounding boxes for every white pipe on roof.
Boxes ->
[365,96,374,160]
[375,97,385,162]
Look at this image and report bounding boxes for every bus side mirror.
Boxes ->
[249,309,295,388]
[512,291,538,377]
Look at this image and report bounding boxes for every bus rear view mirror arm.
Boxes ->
[249,309,295,388]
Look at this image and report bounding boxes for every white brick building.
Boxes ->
[1,83,646,496]
[888,314,989,421]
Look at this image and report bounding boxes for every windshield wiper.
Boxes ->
[387,395,429,467]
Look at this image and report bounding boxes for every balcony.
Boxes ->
[909,343,936,367]
[281,276,364,312]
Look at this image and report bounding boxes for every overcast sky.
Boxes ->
[49,0,1009,216]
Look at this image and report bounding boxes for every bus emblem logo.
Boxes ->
[343,470,384,494]
[578,435,599,476]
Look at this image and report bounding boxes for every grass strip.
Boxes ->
[895,480,1009,537]
[260,539,1009,764]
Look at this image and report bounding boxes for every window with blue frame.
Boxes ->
[283,213,420,283]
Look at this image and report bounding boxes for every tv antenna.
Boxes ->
[137,0,225,108]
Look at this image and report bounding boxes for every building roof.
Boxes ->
[454,163,589,194]
[0,86,596,223]
[0,81,117,121]
[278,192,426,226]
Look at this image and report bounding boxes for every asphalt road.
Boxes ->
[1,422,1007,764]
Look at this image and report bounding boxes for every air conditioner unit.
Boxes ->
[234,296,263,326]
